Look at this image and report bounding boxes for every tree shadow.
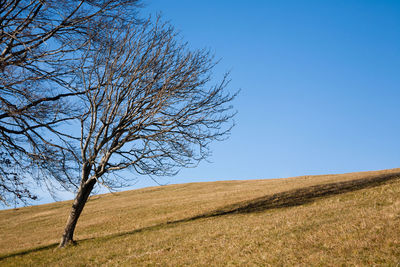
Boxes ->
[1,172,399,260]
[100,172,400,240]
[200,172,400,216]
[0,243,59,260]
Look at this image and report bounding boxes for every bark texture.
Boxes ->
[59,179,96,247]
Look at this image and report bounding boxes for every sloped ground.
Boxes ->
[0,168,400,266]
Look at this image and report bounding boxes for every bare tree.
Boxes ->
[0,0,141,205]
[58,19,236,247]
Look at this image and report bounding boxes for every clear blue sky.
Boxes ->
[140,0,400,185]
[30,0,400,204]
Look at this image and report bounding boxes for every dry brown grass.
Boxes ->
[1,168,400,266]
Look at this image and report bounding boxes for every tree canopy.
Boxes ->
[0,0,141,205]
[0,0,236,248]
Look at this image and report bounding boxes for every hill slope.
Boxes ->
[1,168,400,266]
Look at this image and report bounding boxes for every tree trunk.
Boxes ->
[59,179,96,247]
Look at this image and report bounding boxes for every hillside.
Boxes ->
[1,168,400,266]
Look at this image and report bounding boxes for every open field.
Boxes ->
[1,168,400,266]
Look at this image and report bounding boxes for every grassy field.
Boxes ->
[0,168,400,266]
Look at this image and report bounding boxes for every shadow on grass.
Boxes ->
[199,172,400,216]
[1,172,399,260]
[0,243,59,260]
[95,172,400,241]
